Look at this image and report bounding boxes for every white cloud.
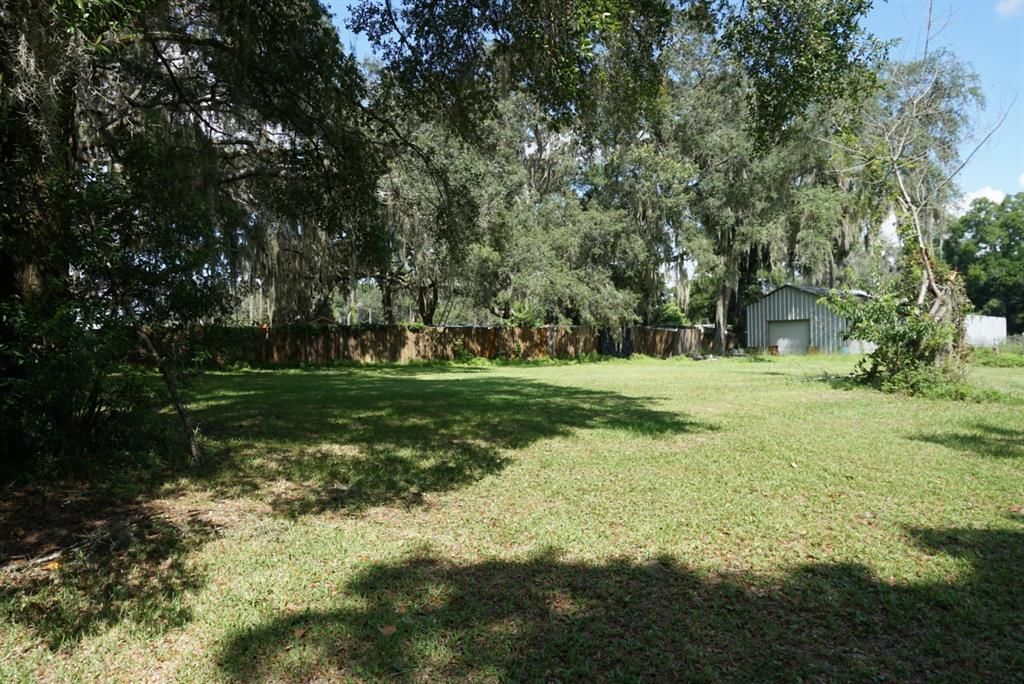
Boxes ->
[965,186,1007,205]
[996,0,1024,17]
[1018,172,1024,189]
[952,186,1007,216]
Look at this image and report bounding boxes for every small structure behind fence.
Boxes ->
[186,324,727,366]
[964,315,1007,348]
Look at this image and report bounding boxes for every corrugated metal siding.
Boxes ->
[746,285,852,353]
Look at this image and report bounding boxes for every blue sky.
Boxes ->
[326,1,1023,203]
[864,1,1024,205]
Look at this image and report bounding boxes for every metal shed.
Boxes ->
[746,284,870,354]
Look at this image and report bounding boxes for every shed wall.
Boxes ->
[746,286,851,353]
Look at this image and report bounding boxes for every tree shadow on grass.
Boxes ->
[912,422,1024,459]
[220,521,1024,682]
[816,372,865,391]
[188,369,711,516]
[0,367,704,650]
[0,509,216,649]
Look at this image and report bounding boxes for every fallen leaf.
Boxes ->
[42,561,60,571]
[379,624,397,637]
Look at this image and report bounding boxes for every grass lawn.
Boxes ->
[2,355,1023,681]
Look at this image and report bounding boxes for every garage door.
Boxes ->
[768,320,811,355]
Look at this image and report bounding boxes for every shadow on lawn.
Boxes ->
[817,372,862,391]
[0,368,702,650]
[912,422,1024,459]
[190,369,709,516]
[0,509,216,649]
[220,521,1024,682]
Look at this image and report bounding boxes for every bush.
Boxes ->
[825,290,967,396]
[654,301,690,327]
[0,302,153,478]
[452,339,477,363]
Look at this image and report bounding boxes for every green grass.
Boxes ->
[974,335,1024,368]
[975,348,1024,368]
[2,356,1023,681]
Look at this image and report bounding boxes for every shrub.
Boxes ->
[452,339,477,363]
[654,301,690,327]
[825,290,967,396]
[0,302,153,478]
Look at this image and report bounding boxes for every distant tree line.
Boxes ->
[946,195,1024,335]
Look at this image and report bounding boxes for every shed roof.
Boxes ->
[763,284,870,300]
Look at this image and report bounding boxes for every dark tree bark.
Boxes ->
[0,76,76,313]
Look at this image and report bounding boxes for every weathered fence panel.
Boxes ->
[630,326,705,358]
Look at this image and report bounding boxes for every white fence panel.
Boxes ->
[965,315,1007,347]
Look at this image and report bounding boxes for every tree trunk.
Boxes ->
[713,281,732,355]
[378,275,394,325]
[138,329,203,465]
[2,103,74,314]
[675,260,691,316]
[346,287,356,325]
[417,281,438,326]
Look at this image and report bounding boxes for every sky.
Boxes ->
[863,1,1024,208]
[325,1,1024,205]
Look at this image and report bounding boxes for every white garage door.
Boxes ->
[768,320,811,355]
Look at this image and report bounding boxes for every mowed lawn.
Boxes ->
[2,356,1023,681]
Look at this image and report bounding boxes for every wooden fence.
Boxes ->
[630,326,709,358]
[187,324,727,366]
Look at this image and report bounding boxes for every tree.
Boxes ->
[461,93,645,328]
[1,0,381,467]
[575,10,883,340]
[662,28,835,354]
[371,115,485,325]
[351,0,880,142]
[723,0,880,143]
[829,47,988,383]
[1,0,886,470]
[349,0,674,133]
[582,139,699,325]
[945,195,1024,334]
[467,195,643,327]
[870,51,983,327]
